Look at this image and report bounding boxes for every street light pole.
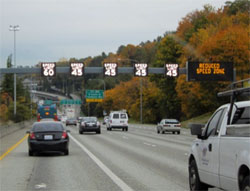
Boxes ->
[9,25,20,117]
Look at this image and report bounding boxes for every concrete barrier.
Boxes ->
[0,120,35,138]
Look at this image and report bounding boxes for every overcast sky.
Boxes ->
[1,0,227,67]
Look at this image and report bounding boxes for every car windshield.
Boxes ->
[32,123,64,132]
[84,117,97,122]
[164,119,179,124]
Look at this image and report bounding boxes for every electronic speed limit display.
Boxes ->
[165,64,179,77]
[103,63,118,77]
[134,63,148,77]
[187,62,233,81]
[70,63,84,77]
[41,62,56,77]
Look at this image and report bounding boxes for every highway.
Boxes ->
[0,122,195,191]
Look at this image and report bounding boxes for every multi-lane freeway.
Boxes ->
[1,122,196,191]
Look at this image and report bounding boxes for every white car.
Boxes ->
[157,119,181,134]
[106,111,128,131]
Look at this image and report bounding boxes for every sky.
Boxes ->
[1,0,227,67]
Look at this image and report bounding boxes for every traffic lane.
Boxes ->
[0,132,121,191]
[103,127,190,165]
[90,125,221,191]
[128,125,194,148]
[70,126,189,190]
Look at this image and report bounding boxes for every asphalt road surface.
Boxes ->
[1,123,196,191]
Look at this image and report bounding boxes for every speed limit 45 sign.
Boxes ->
[70,63,84,77]
[41,62,56,77]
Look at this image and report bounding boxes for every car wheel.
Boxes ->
[242,175,250,191]
[178,131,180,134]
[157,130,160,134]
[172,131,175,134]
[64,149,69,155]
[96,129,101,134]
[79,130,83,134]
[189,160,208,191]
[161,131,165,134]
[28,150,33,156]
[126,127,128,131]
[110,128,112,131]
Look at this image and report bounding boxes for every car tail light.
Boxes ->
[54,115,58,121]
[37,115,40,122]
[61,131,67,139]
[30,132,36,139]
[110,120,112,123]
[175,124,181,127]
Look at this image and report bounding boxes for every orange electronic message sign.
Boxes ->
[187,62,233,81]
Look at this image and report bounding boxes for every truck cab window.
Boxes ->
[232,106,250,124]
[205,109,224,137]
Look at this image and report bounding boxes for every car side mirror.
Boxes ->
[189,123,204,139]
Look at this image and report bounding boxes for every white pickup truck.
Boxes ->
[188,84,250,191]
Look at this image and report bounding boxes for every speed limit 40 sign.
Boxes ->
[41,62,56,77]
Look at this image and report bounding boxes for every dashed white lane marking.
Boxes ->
[143,142,156,147]
[69,134,133,191]
[35,183,47,189]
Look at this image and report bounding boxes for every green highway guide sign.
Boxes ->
[85,90,104,99]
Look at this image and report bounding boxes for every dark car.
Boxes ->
[26,121,70,156]
[66,118,77,126]
[79,117,101,134]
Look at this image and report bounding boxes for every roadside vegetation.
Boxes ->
[1,0,249,123]
[0,55,36,123]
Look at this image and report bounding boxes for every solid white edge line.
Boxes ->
[68,134,133,191]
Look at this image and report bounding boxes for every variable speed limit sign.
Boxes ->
[70,63,84,77]
[41,62,56,77]
[104,63,118,77]
[165,64,179,77]
[134,63,148,77]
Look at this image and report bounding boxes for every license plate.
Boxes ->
[120,121,124,123]
[44,135,53,140]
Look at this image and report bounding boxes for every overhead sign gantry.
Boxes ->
[0,61,234,81]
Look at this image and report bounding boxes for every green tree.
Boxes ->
[151,35,183,120]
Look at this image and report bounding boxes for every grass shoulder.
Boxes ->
[181,112,213,129]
